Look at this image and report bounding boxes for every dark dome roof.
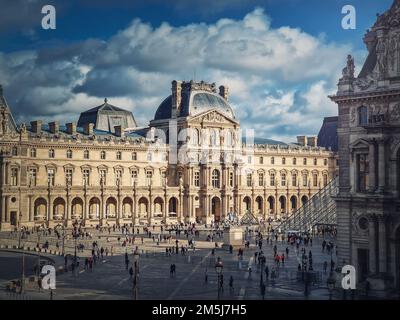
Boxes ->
[154,91,235,121]
[78,99,137,133]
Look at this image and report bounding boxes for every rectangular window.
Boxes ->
[293,158,296,165]
[303,158,307,165]
[323,174,328,187]
[270,173,275,186]
[313,174,318,187]
[47,169,55,186]
[247,156,252,164]
[146,171,152,186]
[292,174,297,187]
[84,150,89,159]
[49,149,55,158]
[30,148,37,158]
[314,158,317,166]
[115,170,122,184]
[99,169,106,185]
[258,173,264,187]
[65,169,73,185]
[11,168,18,186]
[66,149,73,159]
[116,151,122,160]
[132,152,137,161]
[131,170,137,186]
[247,173,252,187]
[161,171,166,186]
[29,168,37,186]
[282,157,286,165]
[147,152,152,161]
[83,169,90,186]
[259,157,264,164]
[271,157,275,165]
[229,172,234,187]
[281,173,286,187]
[303,174,308,187]
[194,171,200,187]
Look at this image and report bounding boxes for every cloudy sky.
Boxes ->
[0,0,393,142]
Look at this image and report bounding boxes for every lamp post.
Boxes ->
[215,257,223,301]
[133,247,140,300]
[327,272,336,300]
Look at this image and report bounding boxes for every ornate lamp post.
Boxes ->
[133,247,140,300]
[215,257,223,300]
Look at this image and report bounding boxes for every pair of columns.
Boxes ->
[368,139,386,193]
[368,215,387,274]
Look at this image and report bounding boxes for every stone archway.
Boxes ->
[106,197,117,218]
[290,196,297,213]
[211,197,221,222]
[255,196,263,215]
[138,197,149,218]
[267,196,275,216]
[154,197,164,217]
[89,197,100,219]
[71,197,83,220]
[122,197,133,218]
[53,197,65,221]
[301,195,308,207]
[279,196,286,215]
[168,197,178,217]
[34,198,47,221]
[243,196,251,212]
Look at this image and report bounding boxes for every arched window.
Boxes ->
[358,106,368,125]
[313,173,318,187]
[323,174,328,187]
[281,173,286,186]
[292,173,297,187]
[270,172,275,186]
[212,169,220,188]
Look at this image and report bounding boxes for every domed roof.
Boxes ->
[154,87,235,121]
[78,98,137,133]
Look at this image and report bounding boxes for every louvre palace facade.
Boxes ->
[0,80,336,230]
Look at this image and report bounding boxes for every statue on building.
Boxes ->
[341,55,355,80]
[376,38,388,77]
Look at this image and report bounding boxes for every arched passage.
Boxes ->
[89,197,100,219]
[154,197,164,217]
[243,196,251,212]
[168,197,178,217]
[72,197,83,220]
[106,197,117,218]
[53,197,65,220]
[211,197,221,222]
[255,196,263,215]
[301,195,309,207]
[34,198,47,221]
[279,196,286,215]
[138,197,149,218]
[267,196,275,215]
[122,197,133,218]
[290,196,297,212]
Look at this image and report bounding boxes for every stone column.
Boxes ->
[368,142,376,192]
[378,216,387,273]
[377,140,386,193]
[368,217,377,274]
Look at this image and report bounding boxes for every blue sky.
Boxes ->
[0,0,394,142]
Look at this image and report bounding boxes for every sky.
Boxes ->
[0,0,394,142]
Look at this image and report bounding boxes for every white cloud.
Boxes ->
[1,8,353,141]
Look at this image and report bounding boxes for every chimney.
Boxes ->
[307,136,318,147]
[219,85,229,101]
[297,136,306,146]
[171,80,182,118]
[66,122,77,135]
[83,123,94,135]
[30,120,42,134]
[49,121,59,134]
[114,125,125,138]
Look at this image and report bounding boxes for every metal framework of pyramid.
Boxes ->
[240,210,259,225]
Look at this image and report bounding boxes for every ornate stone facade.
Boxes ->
[0,80,336,231]
[330,0,400,291]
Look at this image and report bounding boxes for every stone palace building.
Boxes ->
[330,0,400,290]
[0,80,336,230]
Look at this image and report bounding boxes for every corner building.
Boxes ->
[0,80,336,230]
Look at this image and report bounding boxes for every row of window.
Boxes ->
[257,156,328,166]
[28,148,159,161]
[10,167,328,189]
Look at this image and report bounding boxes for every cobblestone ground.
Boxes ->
[0,227,386,300]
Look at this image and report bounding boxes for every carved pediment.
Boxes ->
[189,109,239,126]
[349,138,370,150]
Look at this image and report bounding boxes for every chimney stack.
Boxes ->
[30,120,42,134]
[297,136,306,146]
[83,123,94,135]
[219,85,229,101]
[49,121,59,134]
[171,80,182,118]
[66,122,77,135]
[307,136,318,147]
[114,125,125,138]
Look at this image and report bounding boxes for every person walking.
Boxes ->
[129,266,133,278]
[229,275,234,294]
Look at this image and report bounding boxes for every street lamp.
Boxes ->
[133,247,140,300]
[215,257,223,300]
[327,272,336,300]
